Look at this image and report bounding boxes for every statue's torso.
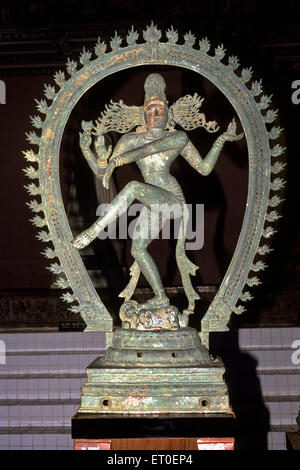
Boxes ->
[124,130,186,203]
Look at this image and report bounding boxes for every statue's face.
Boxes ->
[144,99,168,129]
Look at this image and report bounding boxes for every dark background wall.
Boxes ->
[0,0,300,325]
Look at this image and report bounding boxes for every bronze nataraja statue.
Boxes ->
[72,73,243,329]
[24,25,285,415]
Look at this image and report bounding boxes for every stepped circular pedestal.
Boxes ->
[104,327,213,366]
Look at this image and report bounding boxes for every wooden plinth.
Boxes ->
[74,437,235,450]
[72,412,236,450]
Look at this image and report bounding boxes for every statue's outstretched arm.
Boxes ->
[181,118,244,176]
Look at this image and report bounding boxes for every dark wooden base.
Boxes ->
[72,412,236,439]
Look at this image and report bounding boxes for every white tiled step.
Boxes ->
[0,352,99,376]
[0,375,85,400]
[1,332,105,353]
[0,402,79,428]
[265,401,300,427]
[267,431,288,450]
[258,373,300,396]
[0,433,73,450]
[246,349,300,371]
[217,348,299,371]
[238,328,300,349]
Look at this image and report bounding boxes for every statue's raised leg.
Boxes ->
[72,180,180,249]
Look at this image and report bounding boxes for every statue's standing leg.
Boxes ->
[130,208,169,307]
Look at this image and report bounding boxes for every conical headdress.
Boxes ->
[144,73,167,104]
